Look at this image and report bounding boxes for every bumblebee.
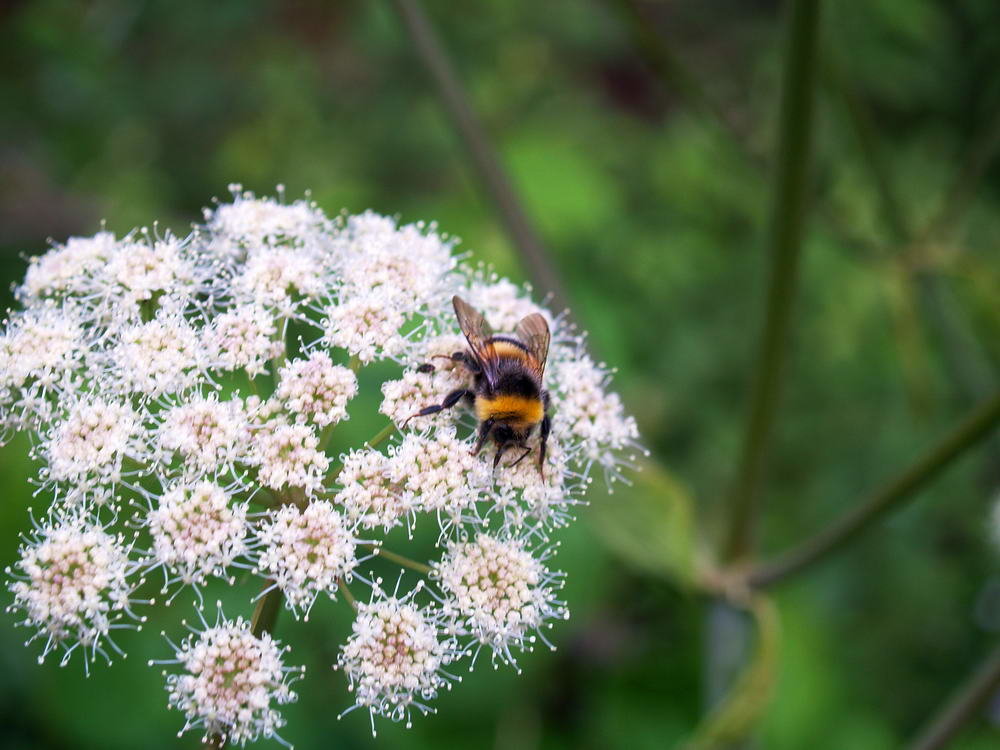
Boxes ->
[405,295,551,477]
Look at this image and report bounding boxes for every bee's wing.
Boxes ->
[515,312,550,380]
[453,295,499,387]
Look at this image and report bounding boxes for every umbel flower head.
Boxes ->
[6,512,146,673]
[1,186,640,744]
[154,606,303,747]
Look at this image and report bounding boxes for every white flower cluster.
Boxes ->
[6,514,143,672]
[256,501,359,618]
[435,533,566,668]
[276,352,357,427]
[335,580,460,732]
[147,482,250,591]
[156,609,303,746]
[1,187,639,744]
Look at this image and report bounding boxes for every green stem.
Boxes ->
[250,580,284,639]
[373,545,433,575]
[269,317,287,377]
[389,0,572,315]
[722,0,823,563]
[366,422,397,450]
[907,643,1000,750]
[246,374,261,398]
[318,422,337,453]
[339,578,359,611]
[243,488,279,509]
[750,390,1000,587]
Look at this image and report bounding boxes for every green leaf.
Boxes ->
[587,456,697,586]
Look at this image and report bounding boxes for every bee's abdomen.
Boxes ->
[490,339,529,361]
[475,393,544,426]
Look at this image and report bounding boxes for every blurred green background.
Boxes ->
[2,0,999,748]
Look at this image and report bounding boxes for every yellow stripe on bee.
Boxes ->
[476,394,544,425]
[491,340,528,360]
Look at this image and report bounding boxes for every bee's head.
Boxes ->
[492,424,515,446]
[492,423,531,447]
[493,423,531,445]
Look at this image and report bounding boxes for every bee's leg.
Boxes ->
[417,351,481,375]
[537,414,551,479]
[509,446,533,467]
[493,442,510,470]
[452,351,482,374]
[470,418,495,456]
[402,388,473,427]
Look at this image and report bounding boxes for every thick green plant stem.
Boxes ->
[389,0,572,314]
[907,643,1000,750]
[722,0,823,563]
[703,600,753,710]
[750,390,1000,587]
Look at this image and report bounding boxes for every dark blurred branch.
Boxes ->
[920,101,1000,244]
[823,58,940,413]
[906,642,1000,750]
[910,102,1000,436]
[611,0,745,145]
[829,54,999,454]
[722,0,823,563]
[823,58,909,245]
[389,0,572,314]
[749,390,1000,588]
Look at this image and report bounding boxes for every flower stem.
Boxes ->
[722,0,823,563]
[250,580,284,639]
[906,642,1000,750]
[318,422,337,453]
[366,422,397,450]
[749,390,1000,587]
[389,0,572,315]
[372,545,433,575]
[339,578,359,612]
[269,317,287,377]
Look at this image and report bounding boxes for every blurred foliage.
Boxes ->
[1,0,999,748]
